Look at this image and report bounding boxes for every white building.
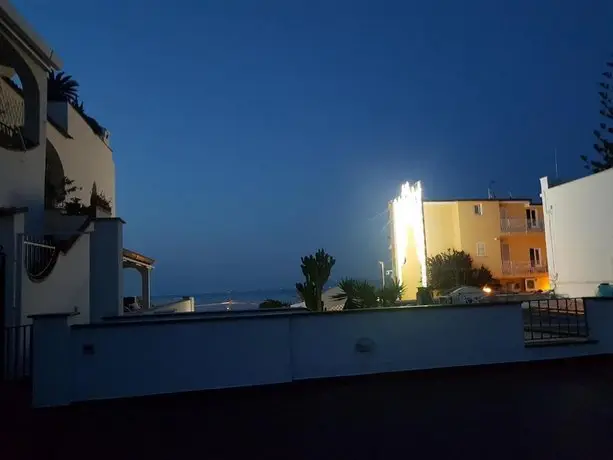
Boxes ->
[0,1,192,335]
[540,168,613,298]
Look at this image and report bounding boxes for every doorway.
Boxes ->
[526,208,538,229]
[501,243,510,261]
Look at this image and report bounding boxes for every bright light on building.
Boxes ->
[391,181,427,288]
[482,286,492,294]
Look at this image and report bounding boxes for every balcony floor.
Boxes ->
[3,355,613,459]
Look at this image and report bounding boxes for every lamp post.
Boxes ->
[378,261,385,288]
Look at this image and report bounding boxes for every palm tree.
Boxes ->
[47,71,79,102]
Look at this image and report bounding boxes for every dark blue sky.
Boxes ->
[14,0,613,293]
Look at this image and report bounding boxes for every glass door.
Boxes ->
[529,248,542,267]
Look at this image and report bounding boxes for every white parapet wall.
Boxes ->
[541,170,613,298]
[30,299,613,407]
[20,229,92,325]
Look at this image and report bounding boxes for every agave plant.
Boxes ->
[47,71,79,102]
[333,279,378,310]
[377,278,405,307]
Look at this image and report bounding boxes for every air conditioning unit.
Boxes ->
[525,278,537,291]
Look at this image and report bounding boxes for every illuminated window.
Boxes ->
[476,242,486,257]
[474,203,483,215]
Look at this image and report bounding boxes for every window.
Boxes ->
[476,242,486,257]
[526,208,538,229]
[529,248,542,266]
[474,203,483,215]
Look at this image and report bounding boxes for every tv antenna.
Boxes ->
[487,181,496,199]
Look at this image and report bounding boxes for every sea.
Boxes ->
[151,288,303,312]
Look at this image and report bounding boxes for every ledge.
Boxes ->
[525,338,598,348]
[28,311,79,319]
[77,302,524,329]
[0,206,28,216]
[95,217,125,224]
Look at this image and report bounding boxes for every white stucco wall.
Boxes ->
[541,170,613,297]
[47,103,115,215]
[43,210,88,235]
[0,79,46,230]
[20,229,91,325]
[30,300,613,407]
[71,315,293,402]
[0,211,25,326]
[0,78,116,218]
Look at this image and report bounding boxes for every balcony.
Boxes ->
[500,218,544,233]
[502,260,548,276]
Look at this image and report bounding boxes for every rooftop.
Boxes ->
[0,1,62,70]
[425,198,541,205]
[3,355,613,459]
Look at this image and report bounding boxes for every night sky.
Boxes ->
[14,0,613,293]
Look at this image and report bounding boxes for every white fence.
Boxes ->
[500,218,545,233]
[502,261,548,276]
[29,298,613,407]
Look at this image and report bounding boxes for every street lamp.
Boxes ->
[378,261,385,288]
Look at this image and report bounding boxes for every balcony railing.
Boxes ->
[502,261,548,276]
[500,218,544,233]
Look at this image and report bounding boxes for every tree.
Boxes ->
[259,299,290,309]
[45,175,82,210]
[89,182,112,211]
[581,56,613,173]
[426,249,493,291]
[295,249,335,311]
[47,71,79,103]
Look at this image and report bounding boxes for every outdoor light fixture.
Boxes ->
[391,181,427,287]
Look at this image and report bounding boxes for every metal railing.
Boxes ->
[501,261,548,276]
[523,298,588,344]
[500,218,544,233]
[23,236,56,278]
[3,325,32,381]
[0,77,25,129]
[0,76,27,150]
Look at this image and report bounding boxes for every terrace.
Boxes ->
[2,355,613,459]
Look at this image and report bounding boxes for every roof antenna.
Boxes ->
[554,147,559,180]
[487,181,496,199]
[508,191,513,199]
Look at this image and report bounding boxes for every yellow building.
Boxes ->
[389,182,549,300]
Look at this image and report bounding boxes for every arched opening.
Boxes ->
[44,140,65,209]
[0,34,41,150]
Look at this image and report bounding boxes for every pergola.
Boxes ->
[122,249,155,310]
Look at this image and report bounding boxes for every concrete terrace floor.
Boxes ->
[3,356,613,459]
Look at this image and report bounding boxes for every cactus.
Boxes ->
[296,249,335,311]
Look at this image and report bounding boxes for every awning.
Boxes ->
[122,248,155,269]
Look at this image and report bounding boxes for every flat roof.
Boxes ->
[11,355,613,458]
[0,0,62,70]
[425,198,541,205]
